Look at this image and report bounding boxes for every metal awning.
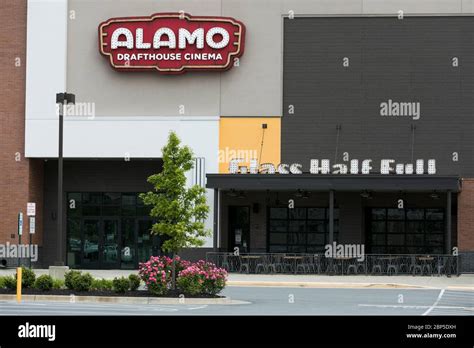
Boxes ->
[206,174,461,192]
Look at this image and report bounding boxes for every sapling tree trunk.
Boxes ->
[171,252,176,290]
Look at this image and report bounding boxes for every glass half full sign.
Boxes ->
[98,13,246,74]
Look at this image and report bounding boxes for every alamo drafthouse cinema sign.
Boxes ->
[98,12,246,74]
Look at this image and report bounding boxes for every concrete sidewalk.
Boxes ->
[1,268,472,290]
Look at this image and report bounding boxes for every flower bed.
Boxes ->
[139,256,228,296]
[0,258,228,298]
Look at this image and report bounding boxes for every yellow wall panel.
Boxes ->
[219,117,281,173]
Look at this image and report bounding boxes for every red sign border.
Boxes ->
[98,12,246,74]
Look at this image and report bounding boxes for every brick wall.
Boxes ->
[0,0,44,256]
[458,179,474,252]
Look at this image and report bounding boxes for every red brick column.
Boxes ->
[458,178,474,252]
[0,1,44,252]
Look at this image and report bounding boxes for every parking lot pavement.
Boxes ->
[0,287,472,316]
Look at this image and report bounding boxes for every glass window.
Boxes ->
[269,220,287,232]
[103,192,121,205]
[288,233,306,245]
[369,207,445,254]
[269,233,287,244]
[387,234,405,246]
[122,193,137,206]
[387,209,404,220]
[102,206,121,216]
[269,245,287,253]
[407,209,424,220]
[268,207,338,252]
[289,220,306,233]
[289,208,306,220]
[371,221,386,233]
[387,221,404,233]
[407,221,424,234]
[425,221,443,233]
[307,233,325,245]
[307,221,326,233]
[308,208,325,219]
[426,209,444,221]
[82,193,102,205]
[66,218,81,268]
[371,208,386,220]
[270,208,287,219]
[121,219,136,269]
[82,206,101,216]
[406,234,424,246]
[371,234,386,246]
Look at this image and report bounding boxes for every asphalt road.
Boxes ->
[0,287,472,316]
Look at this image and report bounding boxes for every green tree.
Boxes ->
[140,131,211,288]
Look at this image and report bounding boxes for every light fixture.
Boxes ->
[227,189,237,197]
[302,191,310,199]
[237,191,246,199]
[295,189,303,198]
[360,190,372,199]
[430,191,440,200]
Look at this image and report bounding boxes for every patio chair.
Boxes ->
[312,254,322,274]
[409,256,423,276]
[221,253,231,271]
[371,258,383,275]
[268,254,285,273]
[435,256,446,276]
[347,258,366,275]
[297,255,314,274]
[239,256,250,274]
[387,257,398,276]
[255,255,269,274]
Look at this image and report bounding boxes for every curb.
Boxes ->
[0,294,249,305]
[226,281,433,289]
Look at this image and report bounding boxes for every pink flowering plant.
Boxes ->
[177,260,228,296]
[138,255,190,295]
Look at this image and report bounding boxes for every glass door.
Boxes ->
[101,218,120,268]
[82,219,100,268]
[229,206,250,252]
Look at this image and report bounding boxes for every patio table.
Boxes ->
[417,256,435,275]
[240,255,262,273]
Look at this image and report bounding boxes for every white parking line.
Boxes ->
[422,289,445,316]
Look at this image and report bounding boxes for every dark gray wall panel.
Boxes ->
[283,17,474,176]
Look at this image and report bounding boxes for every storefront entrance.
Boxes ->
[67,192,162,269]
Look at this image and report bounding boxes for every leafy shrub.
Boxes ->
[73,273,93,292]
[15,267,36,288]
[91,278,113,291]
[177,260,227,296]
[4,276,17,290]
[65,270,82,290]
[128,274,141,291]
[34,275,53,291]
[112,277,130,293]
[52,279,65,290]
[0,276,5,289]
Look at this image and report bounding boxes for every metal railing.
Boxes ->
[206,252,459,276]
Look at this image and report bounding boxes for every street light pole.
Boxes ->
[55,93,75,266]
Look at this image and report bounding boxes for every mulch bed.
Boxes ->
[0,288,222,298]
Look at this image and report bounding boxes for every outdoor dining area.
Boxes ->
[205,252,459,276]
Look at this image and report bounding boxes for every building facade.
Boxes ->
[1,0,473,271]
